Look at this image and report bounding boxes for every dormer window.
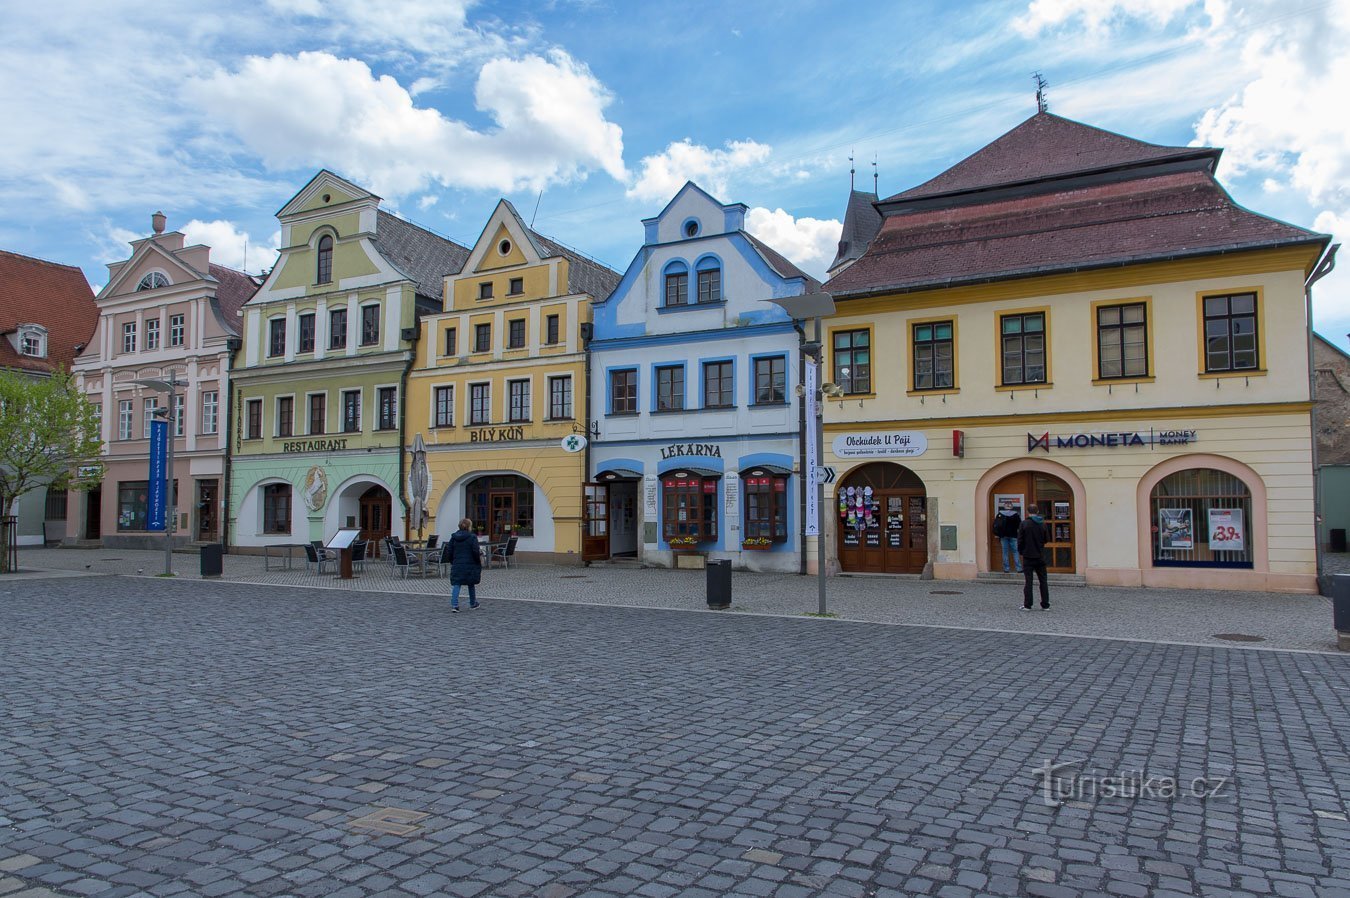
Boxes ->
[137,272,169,291]
[316,235,334,284]
[17,324,47,358]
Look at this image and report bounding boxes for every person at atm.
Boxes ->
[992,501,1023,574]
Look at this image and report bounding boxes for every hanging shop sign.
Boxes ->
[470,426,525,443]
[283,438,349,453]
[1207,508,1245,550]
[832,431,927,459]
[1027,428,1198,453]
[561,434,587,453]
[660,442,722,460]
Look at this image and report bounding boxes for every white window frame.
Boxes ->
[170,313,186,347]
[201,391,219,435]
[118,399,134,441]
[122,322,137,353]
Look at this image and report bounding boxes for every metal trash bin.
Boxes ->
[200,543,224,579]
[1333,575,1350,652]
[1331,528,1347,553]
[706,559,731,609]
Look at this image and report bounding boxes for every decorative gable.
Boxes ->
[277,169,378,220]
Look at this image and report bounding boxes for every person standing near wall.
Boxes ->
[1018,503,1050,611]
[993,501,1023,574]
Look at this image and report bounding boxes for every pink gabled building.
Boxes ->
[68,213,259,547]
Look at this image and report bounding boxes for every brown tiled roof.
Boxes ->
[828,170,1326,298]
[0,250,98,374]
[886,112,1215,204]
[208,264,261,320]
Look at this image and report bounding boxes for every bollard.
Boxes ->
[1334,574,1350,651]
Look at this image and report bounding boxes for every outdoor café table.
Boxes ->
[404,546,440,577]
[265,542,307,571]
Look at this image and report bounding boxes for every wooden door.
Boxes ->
[987,472,1075,573]
[489,491,515,544]
[582,484,609,561]
[836,463,927,574]
[359,486,392,553]
[197,479,219,541]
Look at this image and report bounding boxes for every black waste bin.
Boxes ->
[1331,528,1347,553]
[1334,575,1350,634]
[200,543,224,579]
[706,559,731,609]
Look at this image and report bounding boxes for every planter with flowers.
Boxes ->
[668,535,701,550]
[741,537,774,550]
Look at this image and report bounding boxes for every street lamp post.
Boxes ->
[135,375,183,577]
[764,292,837,615]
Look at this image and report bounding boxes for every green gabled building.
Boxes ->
[228,170,468,551]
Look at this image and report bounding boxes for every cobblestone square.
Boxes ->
[2,573,1349,897]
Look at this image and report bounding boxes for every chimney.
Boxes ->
[152,211,166,235]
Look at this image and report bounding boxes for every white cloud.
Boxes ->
[628,139,772,202]
[744,207,841,279]
[1016,0,1211,36]
[181,219,280,274]
[188,50,624,198]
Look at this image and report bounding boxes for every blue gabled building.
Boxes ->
[584,182,820,571]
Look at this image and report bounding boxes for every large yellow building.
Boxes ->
[821,112,1333,593]
[405,200,619,562]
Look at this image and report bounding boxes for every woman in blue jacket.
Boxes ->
[448,518,482,612]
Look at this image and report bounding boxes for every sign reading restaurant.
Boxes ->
[1027,428,1198,453]
[283,438,349,453]
[832,431,928,459]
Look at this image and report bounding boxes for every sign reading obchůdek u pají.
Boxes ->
[832,432,928,459]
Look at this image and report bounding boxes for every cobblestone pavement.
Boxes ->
[16,547,1341,653]
[2,575,1350,898]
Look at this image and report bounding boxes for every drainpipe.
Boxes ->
[222,336,241,553]
[581,321,594,565]
[398,320,420,539]
[792,320,807,576]
[1305,242,1339,589]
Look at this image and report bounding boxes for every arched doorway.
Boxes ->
[987,471,1075,573]
[836,463,927,574]
[465,474,536,544]
[358,485,392,554]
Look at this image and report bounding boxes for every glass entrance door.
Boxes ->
[489,491,515,544]
[583,484,609,561]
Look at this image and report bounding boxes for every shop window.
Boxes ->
[298,313,316,353]
[742,473,787,544]
[117,480,150,531]
[664,262,689,307]
[508,379,531,422]
[662,475,718,543]
[754,355,786,405]
[465,474,535,540]
[703,360,733,408]
[1000,312,1047,385]
[434,385,454,427]
[912,321,954,390]
[45,488,68,521]
[316,235,333,284]
[1203,292,1259,372]
[832,329,871,394]
[656,365,684,411]
[263,483,292,534]
[1097,303,1148,378]
[360,304,380,346]
[1150,468,1253,567]
[610,369,637,414]
[329,307,348,349]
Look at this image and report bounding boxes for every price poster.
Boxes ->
[1207,508,1244,550]
[1158,508,1193,550]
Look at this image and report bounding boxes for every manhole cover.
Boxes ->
[1212,633,1265,643]
[930,590,963,595]
[349,807,428,836]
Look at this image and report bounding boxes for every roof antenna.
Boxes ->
[849,150,855,192]
[243,238,248,274]
[872,155,878,195]
[1033,72,1049,113]
[530,189,544,228]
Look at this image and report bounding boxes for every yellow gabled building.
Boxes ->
[406,200,620,562]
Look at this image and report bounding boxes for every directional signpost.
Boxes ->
[814,466,837,485]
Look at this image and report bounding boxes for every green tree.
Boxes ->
[0,369,101,572]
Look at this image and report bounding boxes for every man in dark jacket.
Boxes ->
[448,518,483,612]
[1017,503,1050,610]
[992,503,1023,573]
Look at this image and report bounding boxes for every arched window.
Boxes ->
[137,272,169,291]
[466,475,536,542]
[1150,468,1252,567]
[316,235,334,284]
[695,256,722,304]
[663,261,688,307]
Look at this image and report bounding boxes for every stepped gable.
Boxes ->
[208,264,261,319]
[828,114,1326,299]
[0,250,98,374]
[374,210,471,301]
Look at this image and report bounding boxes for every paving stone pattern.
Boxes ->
[2,576,1349,897]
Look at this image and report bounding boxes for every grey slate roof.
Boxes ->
[829,190,883,271]
[374,210,470,300]
[744,233,822,291]
[530,231,622,300]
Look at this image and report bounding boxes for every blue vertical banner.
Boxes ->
[147,418,167,532]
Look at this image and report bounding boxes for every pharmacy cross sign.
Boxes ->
[561,434,587,453]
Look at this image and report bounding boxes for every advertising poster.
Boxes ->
[1158,508,1194,550]
[1207,508,1245,551]
[994,493,1025,517]
[146,419,168,532]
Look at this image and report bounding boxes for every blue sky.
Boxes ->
[2,0,1346,346]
